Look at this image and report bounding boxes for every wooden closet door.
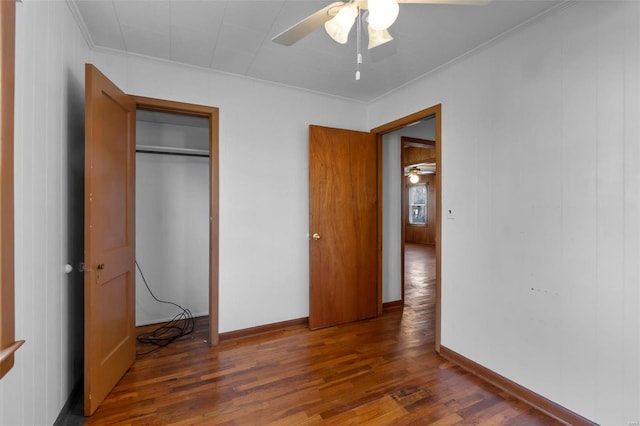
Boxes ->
[84,64,136,416]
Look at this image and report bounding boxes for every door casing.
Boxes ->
[133,96,219,346]
[372,104,442,352]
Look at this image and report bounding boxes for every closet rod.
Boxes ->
[136,144,209,158]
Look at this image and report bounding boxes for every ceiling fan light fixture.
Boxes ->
[324,3,358,44]
[408,166,420,183]
[367,0,399,31]
[367,25,393,49]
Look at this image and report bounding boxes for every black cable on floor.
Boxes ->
[135,260,194,356]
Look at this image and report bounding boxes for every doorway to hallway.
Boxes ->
[373,104,441,350]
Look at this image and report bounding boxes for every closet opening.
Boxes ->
[134,106,216,348]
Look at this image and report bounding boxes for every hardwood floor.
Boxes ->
[404,242,437,345]
[85,243,560,425]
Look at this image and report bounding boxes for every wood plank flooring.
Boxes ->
[85,243,560,425]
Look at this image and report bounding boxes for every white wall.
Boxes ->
[382,133,402,303]
[396,118,436,141]
[370,2,640,424]
[137,119,209,151]
[136,150,209,325]
[0,1,90,425]
[90,50,368,333]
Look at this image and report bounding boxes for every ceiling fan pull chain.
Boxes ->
[356,5,362,80]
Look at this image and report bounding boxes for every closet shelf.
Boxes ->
[136,145,209,158]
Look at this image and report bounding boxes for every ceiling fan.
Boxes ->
[272,0,491,50]
[405,163,435,183]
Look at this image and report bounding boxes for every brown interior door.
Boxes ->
[84,64,136,416]
[309,125,378,329]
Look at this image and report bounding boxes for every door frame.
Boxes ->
[133,96,219,346]
[372,104,442,352]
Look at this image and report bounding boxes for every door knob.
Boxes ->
[78,263,104,272]
[312,233,321,241]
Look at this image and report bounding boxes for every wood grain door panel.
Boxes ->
[309,125,378,330]
[84,64,136,416]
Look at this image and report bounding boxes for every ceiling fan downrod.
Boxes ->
[356,5,362,80]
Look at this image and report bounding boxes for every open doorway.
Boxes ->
[401,132,437,342]
[373,105,441,350]
[134,109,209,346]
[133,97,219,347]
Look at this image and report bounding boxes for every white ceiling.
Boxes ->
[71,0,566,102]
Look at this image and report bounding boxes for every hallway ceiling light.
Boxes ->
[408,167,420,184]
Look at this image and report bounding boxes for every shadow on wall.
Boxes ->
[65,67,85,391]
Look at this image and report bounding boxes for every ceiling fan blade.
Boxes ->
[397,0,490,5]
[272,2,346,46]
